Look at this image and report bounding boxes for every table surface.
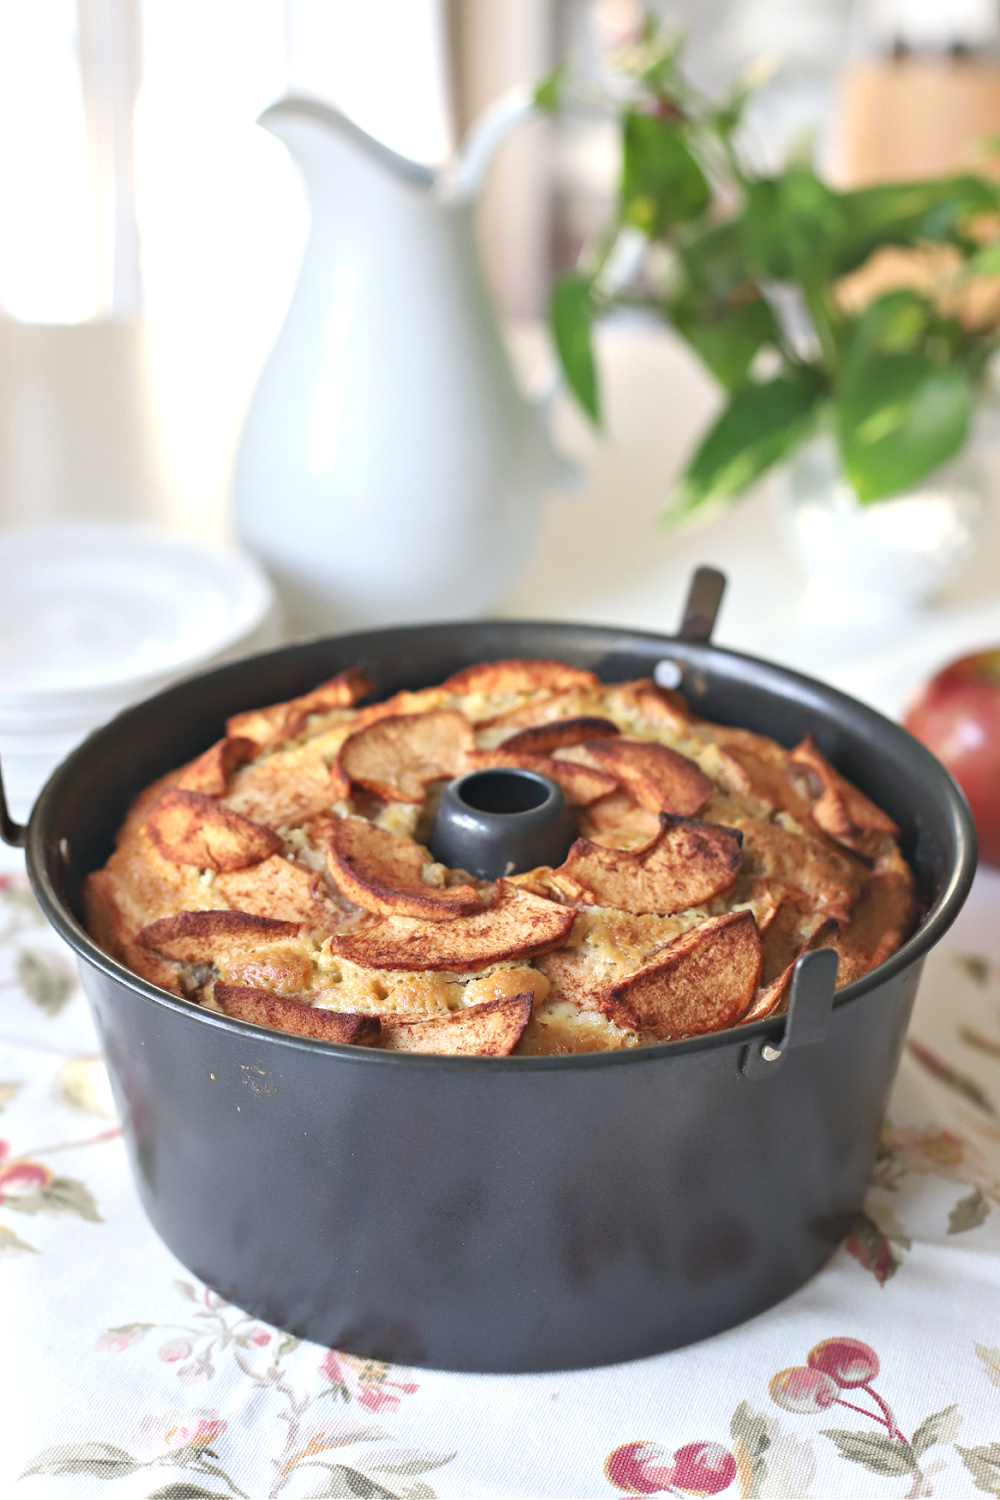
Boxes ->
[6,323,1000,1500]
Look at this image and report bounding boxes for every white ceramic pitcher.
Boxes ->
[234,93,566,633]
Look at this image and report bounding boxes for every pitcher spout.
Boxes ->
[258,96,438,194]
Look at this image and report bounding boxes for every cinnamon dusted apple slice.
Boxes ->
[214,983,380,1044]
[379,992,533,1055]
[581,739,712,816]
[551,814,742,914]
[226,667,373,751]
[146,789,283,871]
[214,855,339,928]
[139,909,302,962]
[463,750,617,806]
[329,880,574,971]
[441,658,599,697]
[601,679,693,736]
[599,909,762,1038]
[175,736,257,797]
[741,918,839,1024]
[326,817,482,920]
[789,734,899,856]
[338,710,474,803]
[578,790,662,850]
[499,716,620,755]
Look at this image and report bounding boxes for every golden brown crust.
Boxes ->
[213,855,339,928]
[551,814,742,914]
[742,917,840,1023]
[328,880,575,972]
[499,716,620,755]
[214,983,380,1044]
[325,817,482,920]
[226,668,373,751]
[379,993,533,1055]
[145,789,282,872]
[225,746,342,829]
[580,739,713,816]
[339,711,474,803]
[440,658,600,697]
[599,910,762,1038]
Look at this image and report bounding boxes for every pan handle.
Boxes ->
[741,947,839,1080]
[677,566,726,644]
[0,756,27,848]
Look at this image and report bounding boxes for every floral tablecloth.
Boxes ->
[3,862,1000,1500]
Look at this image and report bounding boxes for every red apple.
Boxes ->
[904,650,1000,865]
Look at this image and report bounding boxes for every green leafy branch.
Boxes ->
[538,15,1000,517]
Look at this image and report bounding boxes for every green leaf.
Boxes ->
[678,221,754,303]
[739,172,844,282]
[621,111,710,235]
[949,1187,991,1234]
[965,241,1000,278]
[669,376,820,519]
[672,294,777,391]
[0,1221,37,1253]
[16,947,76,1015]
[820,1429,916,1476]
[533,66,565,113]
[912,1404,961,1457]
[836,176,999,275]
[836,351,972,502]
[844,290,934,365]
[20,1441,142,1480]
[551,275,600,423]
[146,1487,230,1500]
[958,1442,1000,1495]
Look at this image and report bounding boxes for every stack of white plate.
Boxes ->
[0,524,281,822]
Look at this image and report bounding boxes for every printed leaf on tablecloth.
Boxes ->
[911,1405,961,1458]
[0,1221,36,1253]
[16,948,76,1015]
[819,1428,916,1476]
[20,1442,143,1480]
[975,1344,1000,1386]
[949,1187,991,1234]
[276,1332,303,1359]
[956,953,991,986]
[304,1466,399,1499]
[146,1487,230,1500]
[846,1210,908,1284]
[6,1175,101,1221]
[957,1442,1000,1495]
[907,1039,997,1117]
[367,1451,457,1476]
[731,1400,770,1496]
[0,1082,22,1111]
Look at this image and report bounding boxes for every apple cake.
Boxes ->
[84,659,916,1056]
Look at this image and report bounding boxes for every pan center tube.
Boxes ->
[430,767,578,881]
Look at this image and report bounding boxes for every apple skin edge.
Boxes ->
[904,650,1000,867]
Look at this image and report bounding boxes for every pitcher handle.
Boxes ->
[0,756,27,848]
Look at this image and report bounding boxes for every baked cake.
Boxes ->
[84,659,916,1056]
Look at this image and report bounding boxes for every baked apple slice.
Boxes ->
[552,814,742,914]
[214,983,379,1044]
[379,992,533,1055]
[145,789,282,871]
[329,880,574,971]
[338,710,474,803]
[599,909,762,1037]
[579,739,712,816]
[326,817,482,919]
[499,716,620,755]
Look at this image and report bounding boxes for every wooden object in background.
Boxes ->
[836,58,1000,185]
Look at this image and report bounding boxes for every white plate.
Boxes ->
[0,524,275,709]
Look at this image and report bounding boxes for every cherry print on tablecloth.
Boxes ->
[605,1438,737,1495]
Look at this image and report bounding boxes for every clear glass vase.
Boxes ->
[779,436,984,612]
